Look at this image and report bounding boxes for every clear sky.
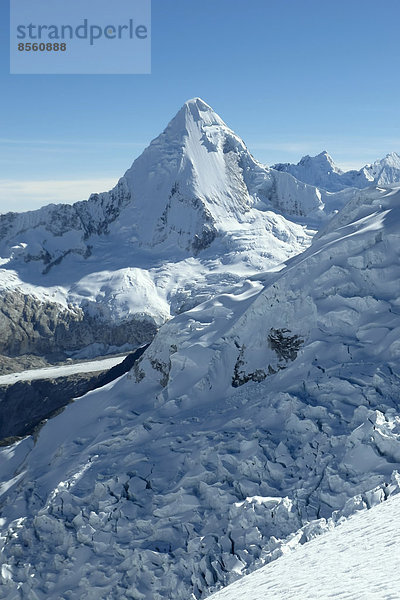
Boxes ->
[1,0,400,211]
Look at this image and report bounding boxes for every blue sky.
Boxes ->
[1,0,400,211]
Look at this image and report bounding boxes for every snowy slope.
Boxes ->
[273,150,400,192]
[0,99,355,360]
[0,184,400,599]
[209,489,400,600]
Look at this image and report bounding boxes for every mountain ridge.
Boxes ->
[272,150,400,192]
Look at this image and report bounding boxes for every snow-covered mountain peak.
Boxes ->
[120,98,258,250]
[178,97,227,128]
[0,98,331,273]
[273,151,345,191]
[384,151,400,162]
[147,97,229,147]
[299,150,342,174]
[273,150,400,192]
[120,98,326,251]
[362,151,400,185]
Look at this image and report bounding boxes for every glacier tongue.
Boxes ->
[1,184,400,599]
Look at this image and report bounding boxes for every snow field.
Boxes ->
[210,490,400,600]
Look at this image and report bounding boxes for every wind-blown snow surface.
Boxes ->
[0,99,356,359]
[1,184,400,599]
[273,150,400,192]
[209,489,400,600]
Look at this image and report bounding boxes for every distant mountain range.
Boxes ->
[272,150,400,192]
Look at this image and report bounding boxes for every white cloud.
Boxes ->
[0,178,119,213]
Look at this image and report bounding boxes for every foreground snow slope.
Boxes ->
[273,150,400,192]
[0,98,356,360]
[210,490,400,600]
[0,184,400,599]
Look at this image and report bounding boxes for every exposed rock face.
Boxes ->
[0,353,52,375]
[231,328,304,388]
[0,347,148,442]
[0,372,105,442]
[0,290,157,361]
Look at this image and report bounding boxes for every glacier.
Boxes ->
[1,176,400,598]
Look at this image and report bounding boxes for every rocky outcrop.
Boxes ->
[0,372,104,443]
[0,353,52,375]
[0,290,157,361]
